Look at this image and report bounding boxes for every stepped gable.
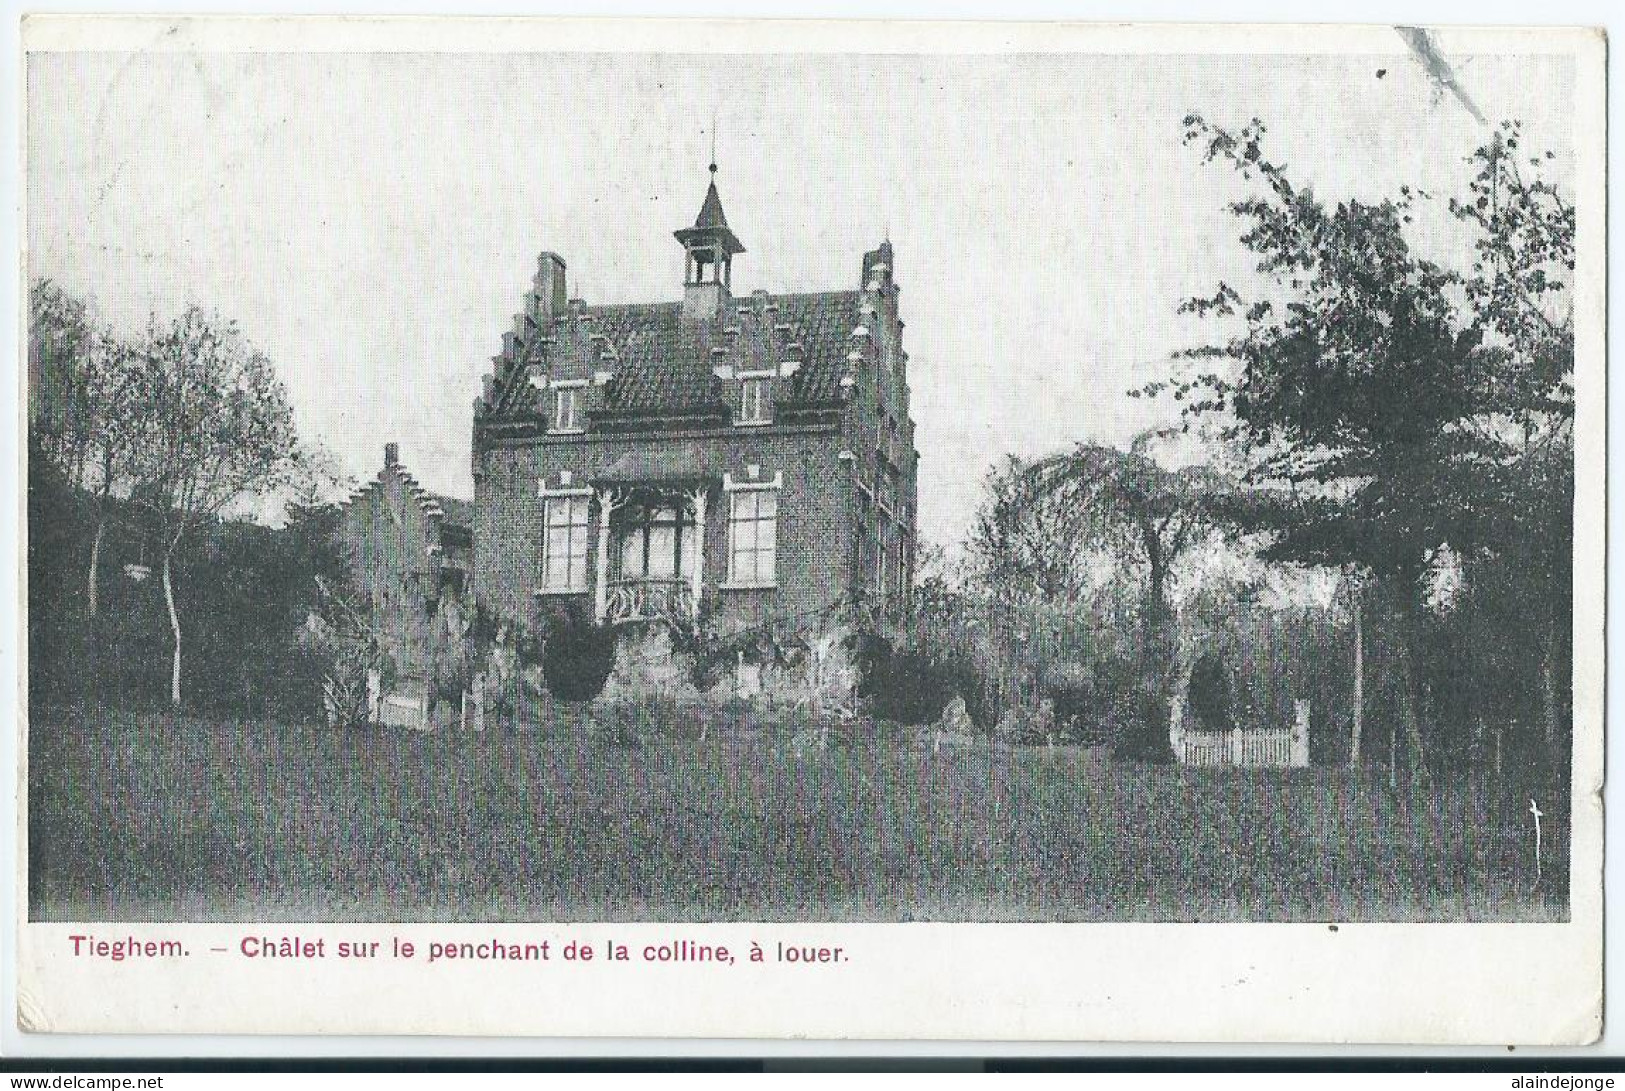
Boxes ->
[344,447,471,540]
[426,492,473,533]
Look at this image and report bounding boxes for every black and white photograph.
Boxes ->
[10,16,1605,1043]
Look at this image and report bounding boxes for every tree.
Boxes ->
[1449,124,1575,775]
[963,457,1100,717]
[132,307,307,707]
[29,280,148,619]
[1156,115,1574,779]
[1342,567,1365,767]
[1448,123,1574,435]
[966,455,1094,605]
[28,279,95,472]
[1021,433,1240,687]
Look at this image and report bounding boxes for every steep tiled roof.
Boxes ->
[591,302,721,414]
[775,291,866,404]
[573,289,863,417]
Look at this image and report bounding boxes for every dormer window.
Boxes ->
[738,376,771,426]
[551,384,584,433]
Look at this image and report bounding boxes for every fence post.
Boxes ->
[1229,726,1242,765]
[468,671,486,733]
[1292,700,1311,767]
[1168,697,1184,763]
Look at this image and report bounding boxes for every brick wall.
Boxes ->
[473,423,854,639]
[846,242,921,624]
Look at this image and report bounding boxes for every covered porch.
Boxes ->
[591,445,719,628]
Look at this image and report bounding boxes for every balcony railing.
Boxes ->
[604,577,696,626]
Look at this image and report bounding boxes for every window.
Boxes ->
[552,386,582,433]
[727,489,777,586]
[893,536,908,605]
[739,378,769,425]
[541,495,590,592]
[876,528,889,598]
[617,504,686,581]
[879,467,899,513]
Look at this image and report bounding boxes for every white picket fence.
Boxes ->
[1170,698,1311,769]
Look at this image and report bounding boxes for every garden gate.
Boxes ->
[1169,699,1311,768]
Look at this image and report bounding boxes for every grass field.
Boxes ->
[27,707,1565,922]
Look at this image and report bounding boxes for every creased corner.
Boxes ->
[17,989,53,1034]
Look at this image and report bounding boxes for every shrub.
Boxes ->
[541,618,618,702]
[1045,675,1092,738]
[471,616,536,729]
[1111,687,1174,763]
[853,632,895,693]
[299,583,393,730]
[866,650,963,725]
[681,638,733,694]
[1187,652,1234,733]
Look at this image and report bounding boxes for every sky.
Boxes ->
[25,39,1576,552]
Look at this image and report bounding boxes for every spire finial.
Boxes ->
[709,110,718,175]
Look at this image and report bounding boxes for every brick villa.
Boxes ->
[469,166,921,650]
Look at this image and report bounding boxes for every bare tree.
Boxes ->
[134,307,306,706]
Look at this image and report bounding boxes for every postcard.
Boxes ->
[12,16,1605,1044]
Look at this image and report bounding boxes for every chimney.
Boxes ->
[534,252,568,322]
[384,442,399,468]
[862,241,894,290]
